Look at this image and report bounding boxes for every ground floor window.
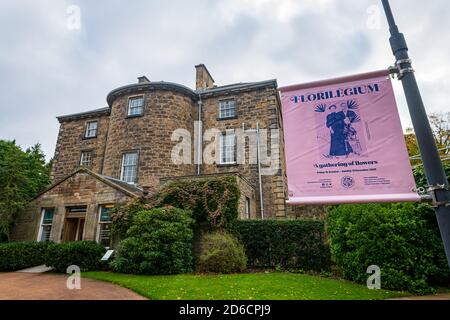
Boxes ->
[38,208,55,242]
[245,197,251,219]
[97,205,113,248]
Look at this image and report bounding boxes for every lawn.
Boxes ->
[83,271,408,300]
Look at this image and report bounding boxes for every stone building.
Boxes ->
[12,65,289,246]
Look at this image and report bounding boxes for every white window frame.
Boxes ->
[37,208,55,242]
[128,96,144,116]
[80,151,93,166]
[218,99,236,119]
[219,133,236,165]
[85,121,98,138]
[120,152,138,184]
[96,205,113,248]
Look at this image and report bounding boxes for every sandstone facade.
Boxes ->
[12,64,292,244]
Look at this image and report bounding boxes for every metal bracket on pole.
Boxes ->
[388,59,415,80]
[427,184,450,207]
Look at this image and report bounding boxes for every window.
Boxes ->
[97,205,113,248]
[121,152,138,184]
[219,100,236,119]
[245,197,251,219]
[38,208,54,242]
[128,96,144,116]
[85,121,98,138]
[219,133,236,164]
[80,151,93,167]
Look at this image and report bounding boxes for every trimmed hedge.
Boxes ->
[46,241,106,273]
[230,220,331,271]
[0,241,51,271]
[111,207,194,275]
[327,203,450,294]
[197,231,247,274]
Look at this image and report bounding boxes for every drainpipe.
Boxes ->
[256,122,264,219]
[197,94,203,175]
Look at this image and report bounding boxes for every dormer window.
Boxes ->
[85,121,98,138]
[218,100,236,119]
[128,96,144,116]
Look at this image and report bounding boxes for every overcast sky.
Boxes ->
[0,0,449,161]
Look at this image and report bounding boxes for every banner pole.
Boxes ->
[381,0,450,268]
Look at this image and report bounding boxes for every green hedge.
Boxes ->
[230,220,331,271]
[111,207,194,275]
[46,241,106,273]
[327,203,450,294]
[0,241,51,271]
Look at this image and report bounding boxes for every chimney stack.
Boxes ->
[138,76,150,83]
[195,64,215,90]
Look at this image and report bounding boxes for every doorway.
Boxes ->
[63,206,87,242]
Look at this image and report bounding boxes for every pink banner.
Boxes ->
[280,70,420,205]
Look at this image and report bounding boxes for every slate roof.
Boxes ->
[56,79,278,121]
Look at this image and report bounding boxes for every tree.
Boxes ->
[404,111,450,165]
[0,140,51,242]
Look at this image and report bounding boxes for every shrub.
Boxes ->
[197,231,247,274]
[327,203,450,294]
[111,177,240,240]
[159,177,240,228]
[230,220,331,271]
[0,241,51,271]
[111,207,194,275]
[46,241,106,273]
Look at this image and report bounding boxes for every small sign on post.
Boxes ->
[101,250,114,261]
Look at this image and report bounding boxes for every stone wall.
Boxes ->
[11,172,134,242]
[200,86,288,218]
[51,114,110,181]
[102,90,197,193]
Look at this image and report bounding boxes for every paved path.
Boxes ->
[389,293,450,300]
[0,272,147,300]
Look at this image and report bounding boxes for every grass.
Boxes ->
[83,271,408,300]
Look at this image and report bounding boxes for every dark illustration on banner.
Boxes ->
[314,99,367,159]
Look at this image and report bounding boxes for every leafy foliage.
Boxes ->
[0,241,52,271]
[0,140,51,241]
[111,207,194,275]
[327,203,450,294]
[46,241,106,273]
[111,177,240,238]
[197,231,247,274]
[158,177,240,228]
[230,220,331,272]
[413,162,450,189]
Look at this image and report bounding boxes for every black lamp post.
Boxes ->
[381,0,450,268]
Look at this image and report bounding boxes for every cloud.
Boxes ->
[0,0,449,161]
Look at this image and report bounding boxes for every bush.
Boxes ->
[230,220,331,271]
[197,231,247,274]
[111,207,194,275]
[46,241,106,273]
[327,203,450,294]
[159,177,240,229]
[111,177,240,240]
[0,241,51,271]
